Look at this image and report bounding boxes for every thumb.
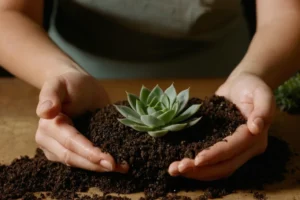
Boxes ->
[36,78,66,119]
[247,85,275,135]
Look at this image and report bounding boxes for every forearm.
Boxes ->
[0,11,86,88]
[230,10,300,89]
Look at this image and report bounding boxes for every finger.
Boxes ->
[247,86,274,135]
[168,158,194,175]
[180,145,258,181]
[40,140,128,173]
[38,133,116,172]
[168,161,181,176]
[37,78,66,119]
[48,114,119,170]
[194,125,255,166]
[177,158,195,173]
[39,147,58,162]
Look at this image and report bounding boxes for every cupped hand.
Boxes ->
[35,71,128,173]
[168,72,275,180]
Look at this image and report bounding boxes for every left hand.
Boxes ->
[168,72,275,180]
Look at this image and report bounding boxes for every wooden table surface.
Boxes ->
[1,78,300,200]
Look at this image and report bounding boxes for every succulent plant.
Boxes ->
[114,84,202,137]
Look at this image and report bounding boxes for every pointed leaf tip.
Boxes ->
[148,130,169,137]
[140,85,151,104]
[162,123,187,131]
[165,84,177,107]
[147,85,163,104]
[186,117,202,127]
[131,124,154,132]
[176,87,190,114]
[126,92,139,111]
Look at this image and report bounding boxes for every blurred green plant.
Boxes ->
[275,72,300,114]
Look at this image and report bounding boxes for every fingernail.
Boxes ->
[253,118,264,133]
[38,100,53,113]
[100,160,113,171]
[178,162,186,173]
[169,166,179,176]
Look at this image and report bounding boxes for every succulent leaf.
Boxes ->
[176,88,190,114]
[136,100,146,115]
[131,125,154,132]
[140,85,151,104]
[160,94,170,108]
[151,111,164,117]
[165,84,177,106]
[162,123,187,131]
[127,115,143,124]
[153,101,163,110]
[114,105,140,119]
[126,92,139,111]
[157,110,176,124]
[118,118,141,126]
[171,104,201,124]
[147,85,163,104]
[147,107,156,115]
[148,130,169,137]
[172,101,179,114]
[186,117,202,127]
[148,96,159,107]
[141,115,165,127]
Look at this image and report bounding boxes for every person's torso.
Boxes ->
[52,0,244,61]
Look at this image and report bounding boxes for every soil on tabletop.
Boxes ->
[0,96,291,200]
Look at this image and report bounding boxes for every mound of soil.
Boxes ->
[0,96,291,200]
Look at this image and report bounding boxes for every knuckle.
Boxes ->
[88,147,103,163]
[62,132,77,150]
[61,149,71,165]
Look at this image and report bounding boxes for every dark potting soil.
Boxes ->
[0,96,292,200]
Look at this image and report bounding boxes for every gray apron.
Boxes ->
[48,0,250,79]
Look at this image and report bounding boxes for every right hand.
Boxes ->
[35,71,129,173]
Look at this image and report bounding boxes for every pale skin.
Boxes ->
[0,0,299,180]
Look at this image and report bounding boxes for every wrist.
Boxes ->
[228,61,278,90]
[42,59,88,88]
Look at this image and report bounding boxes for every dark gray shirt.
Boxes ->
[49,0,249,78]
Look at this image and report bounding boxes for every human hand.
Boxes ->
[168,72,275,180]
[35,71,128,173]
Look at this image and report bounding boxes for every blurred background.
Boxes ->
[0,0,256,78]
